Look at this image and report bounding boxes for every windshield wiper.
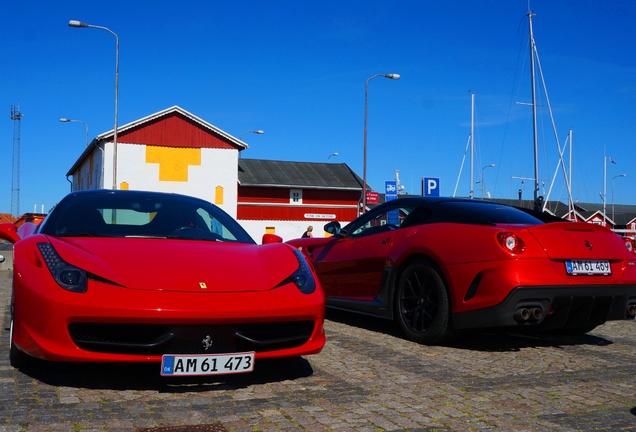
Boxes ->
[56,232,103,237]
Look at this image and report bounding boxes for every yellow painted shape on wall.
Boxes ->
[146,146,201,182]
[120,182,129,190]
[215,186,224,205]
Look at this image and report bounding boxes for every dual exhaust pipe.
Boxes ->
[514,303,636,325]
[514,306,544,324]
[515,303,636,324]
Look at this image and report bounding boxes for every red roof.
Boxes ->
[0,213,16,224]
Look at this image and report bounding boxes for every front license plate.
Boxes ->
[565,260,611,275]
[161,352,255,376]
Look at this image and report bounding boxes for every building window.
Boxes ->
[290,189,302,204]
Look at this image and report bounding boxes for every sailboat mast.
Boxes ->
[470,92,475,199]
[569,129,574,219]
[528,11,540,208]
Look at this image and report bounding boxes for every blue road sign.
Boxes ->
[424,177,440,197]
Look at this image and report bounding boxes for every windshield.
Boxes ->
[39,191,256,244]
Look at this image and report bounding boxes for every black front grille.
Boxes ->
[68,321,315,355]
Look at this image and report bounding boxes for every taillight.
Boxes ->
[497,232,526,254]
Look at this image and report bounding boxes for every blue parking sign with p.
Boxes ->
[424,177,439,197]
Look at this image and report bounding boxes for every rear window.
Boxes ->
[437,202,545,225]
[403,201,545,227]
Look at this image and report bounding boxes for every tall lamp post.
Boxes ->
[239,129,264,140]
[362,73,400,213]
[59,118,89,147]
[69,20,119,190]
[612,173,626,222]
[480,163,495,198]
[238,130,264,158]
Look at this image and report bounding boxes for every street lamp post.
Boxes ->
[328,152,339,160]
[59,118,89,147]
[69,20,119,190]
[239,130,264,140]
[362,73,400,214]
[238,130,264,158]
[612,173,627,222]
[480,164,495,198]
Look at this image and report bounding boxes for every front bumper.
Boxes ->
[13,273,325,363]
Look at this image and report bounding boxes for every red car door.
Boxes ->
[307,202,414,300]
[313,227,396,299]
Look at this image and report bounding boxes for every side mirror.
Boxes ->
[0,223,20,244]
[323,221,341,236]
[262,233,283,245]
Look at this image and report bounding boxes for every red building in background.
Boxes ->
[236,159,364,239]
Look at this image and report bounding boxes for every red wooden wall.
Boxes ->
[118,113,235,149]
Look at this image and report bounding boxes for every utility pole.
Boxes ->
[10,105,23,217]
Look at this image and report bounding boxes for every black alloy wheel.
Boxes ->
[395,259,452,344]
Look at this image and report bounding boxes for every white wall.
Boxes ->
[115,144,239,217]
[75,142,239,218]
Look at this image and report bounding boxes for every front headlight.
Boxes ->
[276,248,317,294]
[37,242,88,293]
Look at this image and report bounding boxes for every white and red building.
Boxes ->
[66,106,364,241]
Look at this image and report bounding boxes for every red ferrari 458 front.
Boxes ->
[10,234,325,373]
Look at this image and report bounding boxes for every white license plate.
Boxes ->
[161,352,255,376]
[565,260,611,275]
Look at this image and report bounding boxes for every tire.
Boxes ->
[395,260,452,344]
[9,294,34,368]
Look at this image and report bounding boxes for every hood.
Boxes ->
[47,236,299,293]
[526,222,628,260]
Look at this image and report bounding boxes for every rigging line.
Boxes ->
[569,136,592,204]
[499,13,530,197]
[453,133,472,197]
[533,42,574,210]
[473,98,484,185]
[545,134,570,213]
[473,102,494,198]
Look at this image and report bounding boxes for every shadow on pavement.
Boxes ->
[325,308,614,351]
[444,329,613,352]
[15,355,314,392]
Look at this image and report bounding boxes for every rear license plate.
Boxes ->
[161,352,255,376]
[565,260,611,275]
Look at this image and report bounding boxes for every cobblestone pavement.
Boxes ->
[1,270,635,432]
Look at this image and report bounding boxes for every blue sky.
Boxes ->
[2,1,635,215]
